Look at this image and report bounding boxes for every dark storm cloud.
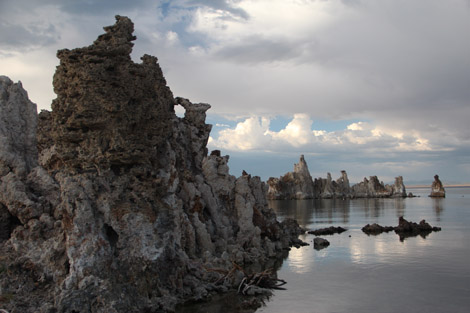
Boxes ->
[57,0,150,15]
[214,36,301,64]
[0,0,150,15]
[0,22,58,50]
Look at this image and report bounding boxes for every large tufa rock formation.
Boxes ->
[351,175,407,198]
[267,155,315,199]
[0,16,303,313]
[267,155,407,199]
[429,174,445,197]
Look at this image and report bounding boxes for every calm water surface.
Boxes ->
[260,187,470,313]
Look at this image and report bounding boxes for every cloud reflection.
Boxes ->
[285,246,315,274]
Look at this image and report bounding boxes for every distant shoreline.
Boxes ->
[407,184,470,189]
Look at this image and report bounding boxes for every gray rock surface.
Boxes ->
[0,16,303,313]
[0,76,38,177]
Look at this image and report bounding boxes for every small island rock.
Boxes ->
[429,174,445,197]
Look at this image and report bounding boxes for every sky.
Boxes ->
[1,0,470,184]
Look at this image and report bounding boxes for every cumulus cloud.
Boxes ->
[209,114,435,156]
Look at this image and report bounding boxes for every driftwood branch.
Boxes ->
[204,262,287,295]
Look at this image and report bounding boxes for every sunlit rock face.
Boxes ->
[268,155,407,199]
[0,16,302,313]
[429,174,446,197]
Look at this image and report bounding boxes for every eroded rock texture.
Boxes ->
[0,16,302,313]
[429,174,445,197]
[267,155,407,199]
[351,175,407,198]
[267,155,315,199]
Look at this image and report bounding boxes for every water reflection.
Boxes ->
[269,197,409,231]
[432,198,443,220]
[268,190,449,272]
[179,188,470,313]
[285,244,315,274]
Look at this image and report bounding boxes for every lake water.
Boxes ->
[260,187,470,313]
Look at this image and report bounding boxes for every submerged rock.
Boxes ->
[313,237,330,250]
[429,174,446,198]
[0,16,303,313]
[361,223,395,235]
[362,216,441,241]
[308,226,347,236]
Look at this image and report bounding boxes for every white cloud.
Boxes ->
[270,114,314,147]
[213,116,271,150]
[209,114,436,155]
[165,31,179,44]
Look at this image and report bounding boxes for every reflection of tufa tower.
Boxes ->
[429,174,445,197]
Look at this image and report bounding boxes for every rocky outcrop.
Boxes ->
[0,16,303,313]
[429,174,445,197]
[308,226,347,236]
[313,237,330,250]
[267,156,407,199]
[0,76,43,241]
[362,217,441,241]
[351,175,407,198]
[267,155,315,199]
[361,223,395,235]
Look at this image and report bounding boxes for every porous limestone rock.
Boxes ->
[0,16,303,313]
[429,174,445,197]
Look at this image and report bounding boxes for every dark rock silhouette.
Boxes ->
[362,217,441,241]
[313,237,330,250]
[308,226,347,236]
[361,223,395,235]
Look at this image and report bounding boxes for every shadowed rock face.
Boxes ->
[0,16,303,313]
